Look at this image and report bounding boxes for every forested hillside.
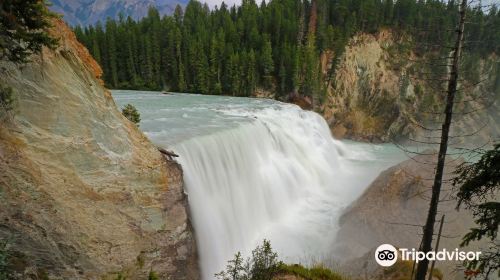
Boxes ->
[74,0,500,102]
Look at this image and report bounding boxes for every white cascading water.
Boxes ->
[112,91,404,279]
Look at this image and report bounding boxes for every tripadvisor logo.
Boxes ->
[375,244,482,267]
[375,244,398,267]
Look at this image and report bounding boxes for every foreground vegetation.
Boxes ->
[122,104,141,125]
[0,0,57,63]
[216,240,449,280]
[0,0,57,120]
[453,144,500,279]
[278,263,346,280]
[216,240,347,280]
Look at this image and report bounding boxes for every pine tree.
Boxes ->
[261,37,274,89]
[178,61,187,92]
[209,37,222,94]
[0,0,58,63]
[453,144,500,279]
[105,19,119,88]
[246,49,257,96]
[384,0,394,25]
[72,0,500,99]
[194,41,209,94]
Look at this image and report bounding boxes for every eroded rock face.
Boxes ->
[0,19,198,279]
[333,154,479,279]
[322,30,500,143]
[323,31,406,142]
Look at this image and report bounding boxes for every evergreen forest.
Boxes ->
[74,0,500,100]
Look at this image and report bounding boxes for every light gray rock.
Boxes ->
[0,19,198,280]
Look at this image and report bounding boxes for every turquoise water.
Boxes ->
[112,90,408,279]
[114,90,282,145]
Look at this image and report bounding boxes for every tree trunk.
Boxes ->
[414,0,467,279]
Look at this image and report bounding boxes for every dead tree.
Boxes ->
[414,0,468,279]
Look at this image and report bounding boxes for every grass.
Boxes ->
[277,263,346,280]
[382,260,443,280]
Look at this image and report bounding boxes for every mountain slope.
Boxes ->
[0,19,198,279]
[49,0,188,26]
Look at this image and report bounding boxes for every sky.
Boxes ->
[201,0,500,9]
[203,0,242,8]
[472,0,500,10]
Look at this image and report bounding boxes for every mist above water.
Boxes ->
[113,90,405,279]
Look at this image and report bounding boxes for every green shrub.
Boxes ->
[122,104,141,125]
[381,260,443,280]
[216,240,347,280]
[0,86,14,113]
[250,239,280,279]
[215,239,281,280]
[0,239,9,280]
[37,269,50,280]
[278,263,346,280]
[215,252,248,280]
[148,270,159,280]
[114,272,126,280]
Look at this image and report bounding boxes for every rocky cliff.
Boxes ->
[0,19,198,279]
[322,30,500,143]
[333,154,480,279]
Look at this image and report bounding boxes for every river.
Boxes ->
[112,90,406,279]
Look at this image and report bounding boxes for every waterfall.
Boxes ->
[112,91,403,280]
[174,104,371,278]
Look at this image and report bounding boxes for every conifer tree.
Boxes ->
[0,0,58,63]
[72,0,499,99]
[261,37,274,89]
